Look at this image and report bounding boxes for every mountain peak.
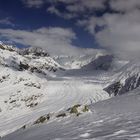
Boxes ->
[0,41,63,76]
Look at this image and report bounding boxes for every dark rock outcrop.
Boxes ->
[104,74,140,96]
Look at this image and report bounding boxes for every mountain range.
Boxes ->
[0,41,140,139]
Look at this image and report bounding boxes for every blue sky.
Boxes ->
[0,0,99,50]
[0,0,140,58]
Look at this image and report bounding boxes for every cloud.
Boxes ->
[0,17,15,26]
[21,0,106,19]
[66,0,106,12]
[80,10,140,59]
[21,0,44,8]
[47,6,77,19]
[0,27,88,56]
[96,12,140,58]
[15,0,140,59]
[77,17,105,34]
[110,0,140,12]
[76,1,140,59]
[47,0,106,19]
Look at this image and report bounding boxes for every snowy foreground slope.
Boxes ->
[0,71,109,137]
[1,42,140,139]
[0,42,109,138]
[3,88,140,140]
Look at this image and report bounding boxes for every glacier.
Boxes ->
[0,41,140,139]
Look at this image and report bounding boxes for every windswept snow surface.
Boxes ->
[0,42,110,137]
[0,66,109,137]
[1,42,140,139]
[3,88,140,140]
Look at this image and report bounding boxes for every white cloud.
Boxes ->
[110,0,140,12]
[21,0,106,19]
[82,10,140,59]
[22,0,44,8]
[0,18,15,26]
[66,0,105,12]
[77,17,105,34]
[47,6,77,19]
[16,0,140,59]
[0,27,88,56]
[48,0,106,19]
[76,1,140,59]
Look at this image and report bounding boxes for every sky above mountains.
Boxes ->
[0,0,140,58]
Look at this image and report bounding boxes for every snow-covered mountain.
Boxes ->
[0,42,109,137]
[1,41,140,139]
[54,55,94,69]
[53,50,111,70]
[0,41,64,76]
[104,60,140,96]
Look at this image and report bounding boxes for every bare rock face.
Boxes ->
[19,47,50,57]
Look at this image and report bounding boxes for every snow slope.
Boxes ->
[1,41,140,139]
[0,67,109,137]
[0,42,109,137]
[3,88,140,140]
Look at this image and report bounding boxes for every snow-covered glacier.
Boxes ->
[0,42,140,140]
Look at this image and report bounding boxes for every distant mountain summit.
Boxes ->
[19,47,50,57]
[54,51,112,70]
[0,41,64,75]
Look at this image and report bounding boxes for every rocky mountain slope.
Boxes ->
[104,60,140,96]
[0,42,110,137]
[0,41,64,76]
[0,41,140,139]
